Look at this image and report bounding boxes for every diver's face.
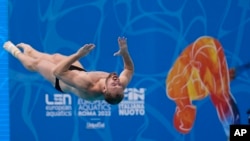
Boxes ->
[105,73,123,93]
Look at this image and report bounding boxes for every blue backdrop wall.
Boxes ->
[7,0,250,141]
[0,0,9,141]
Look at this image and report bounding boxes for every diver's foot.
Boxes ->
[16,43,36,57]
[173,105,196,134]
[3,41,21,58]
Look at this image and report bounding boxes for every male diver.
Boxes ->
[3,37,134,105]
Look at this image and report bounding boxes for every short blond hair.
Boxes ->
[104,92,124,105]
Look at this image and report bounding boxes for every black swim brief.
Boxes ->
[55,65,86,92]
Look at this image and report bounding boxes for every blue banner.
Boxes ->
[0,0,9,140]
[8,0,250,141]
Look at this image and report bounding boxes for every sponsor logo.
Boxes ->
[45,94,72,117]
[118,88,146,116]
[77,99,111,117]
[86,122,105,129]
[45,93,72,105]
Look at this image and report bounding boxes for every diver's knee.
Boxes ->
[52,53,65,61]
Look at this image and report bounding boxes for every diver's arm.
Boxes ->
[53,44,95,76]
[114,37,134,87]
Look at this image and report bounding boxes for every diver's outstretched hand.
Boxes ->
[77,43,95,57]
[114,36,128,56]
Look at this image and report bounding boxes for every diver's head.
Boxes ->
[103,72,124,105]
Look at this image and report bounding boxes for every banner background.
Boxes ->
[8,0,250,141]
[0,0,9,141]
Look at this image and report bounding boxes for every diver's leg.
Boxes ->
[5,43,44,73]
[16,43,84,68]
